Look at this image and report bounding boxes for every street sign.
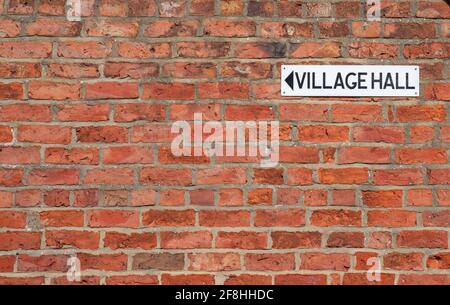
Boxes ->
[281,65,420,97]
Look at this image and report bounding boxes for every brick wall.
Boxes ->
[0,0,449,285]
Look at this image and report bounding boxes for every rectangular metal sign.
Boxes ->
[281,65,420,97]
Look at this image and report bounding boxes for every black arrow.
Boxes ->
[285,71,294,90]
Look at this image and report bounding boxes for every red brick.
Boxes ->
[161,274,214,285]
[38,0,65,15]
[327,232,365,248]
[428,169,450,185]
[352,21,381,38]
[85,20,138,37]
[45,148,99,165]
[278,1,302,16]
[255,209,305,227]
[0,256,15,272]
[319,21,349,38]
[57,41,112,58]
[310,209,362,227]
[261,21,313,38]
[142,210,195,227]
[0,41,52,58]
[27,169,79,185]
[225,274,272,285]
[0,82,23,99]
[339,147,390,164]
[368,231,392,249]
[164,62,216,79]
[47,63,99,79]
[18,125,71,144]
[199,210,250,227]
[290,42,341,58]
[235,42,286,58]
[0,19,20,37]
[0,191,13,208]
[88,210,139,228]
[384,22,436,39]
[40,210,84,227]
[45,230,100,249]
[0,232,41,250]
[114,103,164,122]
[0,126,12,143]
[106,275,157,285]
[300,252,350,271]
[437,189,450,206]
[188,253,240,271]
[424,83,450,101]
[272,231,321,249]
[427,252,450,269]
[104,146,153,164]
[78,253,127,271]
[56,104,109,121]
[0,147,40,164]
[416,1,450,18]
[248,188,272,205]
[396,148,447,164]
[368,211,417,227]
[105,232,156,250]
[140,167,192,186]
[105,62,159,79]
[352,126,404,143]
[84,168,134,185]
[144,20,199,37]
[204,19,255,37]
[29,81,80,100]
[18,254,68,272]
[349,42,398,58]
[131,123,174,143]
[423,210,450,227]
[343,273,395,285]
[410,126,434,143]
[275,274,327,285]
[397,230,448,248]
[0,169,23,186]
[118,42,171,58]
[332,104,383,122]
[129,0,157,16]
[318,168,368,184]
[197,168,246,185]
[362,190,403,208]
[299,125,349,142]
[279,146,319,163]
[177,41,231,58]
[143,82,194,100]
[44,189,70,207]
[245,253,295,271]
[26,19,81,36]
[76,126,128,143]
[407,189,433,206]
[86,82,138,99]
[0,211,27,228]
[199,82,249,99]
[373,169,424,185]
[132,253,184,271]
[399,274,450,285]
[225,104,273,120]
[404,43,449,59]
[216,231,267,249]
[160,231,212,249]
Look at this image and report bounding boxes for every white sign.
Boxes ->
[281,65,419,97]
